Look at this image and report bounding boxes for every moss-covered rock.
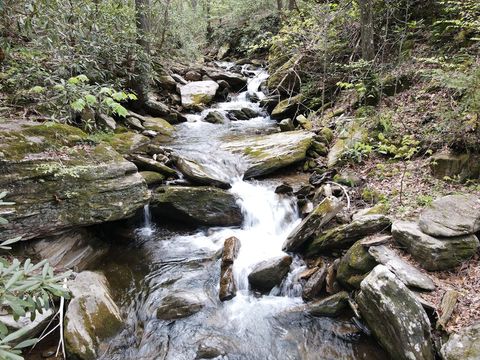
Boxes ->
[271,94,304,120]
[0,122,149,242]
[267,54,302,95]
[306,291,349,317]
[140,171,165,186]
[151,186,243,226]
[142,117,175,137]
[440,322,480,360]
[223,130,314,178]
[430,152,480,182]
[90,131,150,155]
[64,271,123,360]
[337,240,377,289]
[327,120,367,168]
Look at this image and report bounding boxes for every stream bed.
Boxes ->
[92,65,386,360]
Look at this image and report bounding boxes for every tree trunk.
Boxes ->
[276,0,283,12]
[205,0,212,41]
[133,0,151,106]
[358,0,375,61]
[288,0,296,10]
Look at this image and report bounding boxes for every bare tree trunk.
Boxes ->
[205,0,212,41]
[133,0,151,105]
[276,0,283,12]
[158,0,172,50]
[358,0,375,61]
[288,0,296,10]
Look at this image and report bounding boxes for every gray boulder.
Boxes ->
[305,215,391,256]
[440,322,480,360]
[173,155,231,189]
[356,265,434,360]
[337,240,377,289]
[419,194,480,237]
[223,130,314,179]
[151,186,243,227]
[392,221,479,271]
[302,265,328,301]
[430,152,480,182]
[65,271,123,360]
[180,81,219,109]
[283,197,344,252]
[204,111,225,124]
[368,245,435,291]
[204,68,247,91]
[248,255,292,293]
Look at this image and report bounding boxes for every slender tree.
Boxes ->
[358,0,375,61]
[133,0,151,106]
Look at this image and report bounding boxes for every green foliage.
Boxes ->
[0,193,70,359]
[433,0,480,43]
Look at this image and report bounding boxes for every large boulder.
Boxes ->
[283,196,344,252]
[337,240,377,289]
[223,130,314,178]
[156,292,205,320]
[248,255,292,293]
[142,117,175,137]
[65,271,123,360]
[440,322,480,360]
[368,245,435,291]
[356,265,434,360]
[95,131,150,155]
[392,221,479,271]
[0,122,149,242]
[151,186,243,226]
[204,68,247,91]
[418,194,480,237]
[305,215,392,256]
[180,80,219,109]
[172,154,231,189]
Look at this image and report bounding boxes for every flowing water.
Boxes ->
[94,65,386,360]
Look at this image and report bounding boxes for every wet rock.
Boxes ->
[279,118,295,132]
[219,265,237,302]
[151,186,243,226]
[305,215,391,256]
[129,154,177,177]
[142,117,175,137]
[222,236,241,264]
[259,95,280,112]
[283,197,344,252]
[440,322,480,360]
[173,155,231,189]
[140,171,165,186]
[65,271,123,360]
[180,80,219,109]
[223,130,314,179]
[327,120,367,168]
[156,292,205,320]
[337,240,377,289]
[248,255,292,293]
[307,291,349,317]
[418,194,480,237]
[356,265,434,360]
[302,265,328,301]
[204,111,225,124]
[25,229,108,271]
[196,344,226,359]
[275,183,293,194]
[368,245,435,291]
[0,123,149,242]
[391,221,479,271]
[271,94,304,120]
[430,152,480,182]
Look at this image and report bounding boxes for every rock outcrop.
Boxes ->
[356,265,434,360]
[151,186,243,226]
[440,322,480,360]
[0,122,149,242]
[392,221,479,271]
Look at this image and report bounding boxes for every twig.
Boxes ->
[326,181,351,210]
[56,278,68,359]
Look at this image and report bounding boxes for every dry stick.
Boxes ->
[326,181,351,210]
[56,278,68,359]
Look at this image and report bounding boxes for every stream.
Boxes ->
[93,65,386,360]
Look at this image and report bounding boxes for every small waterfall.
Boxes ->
[139,204,153,237]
